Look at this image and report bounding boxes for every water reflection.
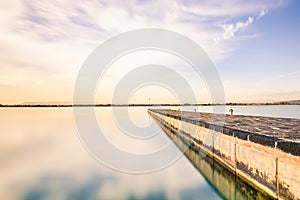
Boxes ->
[0,107,221,200]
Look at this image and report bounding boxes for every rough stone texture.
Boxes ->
[149,109,300,200]
[150,109,300,156]
[158,122,272,200]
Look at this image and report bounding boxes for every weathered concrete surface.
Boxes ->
[149,109,300,200]
[151,109,300,155]
[155,117,273,200]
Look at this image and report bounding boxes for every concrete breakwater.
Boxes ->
[148,109,300,200]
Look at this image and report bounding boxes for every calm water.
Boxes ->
[1,105,299,200]
[0,107,221,200]
[182,105,300,119]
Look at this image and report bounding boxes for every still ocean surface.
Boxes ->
[1,105,299,200]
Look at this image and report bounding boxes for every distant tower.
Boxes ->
[148,97,151,105]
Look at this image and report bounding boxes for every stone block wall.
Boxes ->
[149,110,300,200]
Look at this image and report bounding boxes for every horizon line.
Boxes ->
[1,101,299,107]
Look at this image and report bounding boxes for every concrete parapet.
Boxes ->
[149,109,300,200]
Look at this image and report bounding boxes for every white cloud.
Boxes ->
[0,0,289,103]
[257,8,269,19]
[0,0,285,62]
[216,16,254,41]
[179,0,282,17]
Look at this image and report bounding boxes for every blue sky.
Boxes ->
[218,0,300,102]
[0,0,299,104]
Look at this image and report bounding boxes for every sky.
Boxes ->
[0,0,299,104]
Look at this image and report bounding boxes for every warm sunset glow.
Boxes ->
[0,0,299,104]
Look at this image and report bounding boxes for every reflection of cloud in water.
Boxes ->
[128,191,167,200]
[22,176,108,200]
[21,174,217,200]
[23,175,168,200]
[180,185,220,200]
[0,108,221,200]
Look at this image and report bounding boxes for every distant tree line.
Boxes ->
[0,101,299,107]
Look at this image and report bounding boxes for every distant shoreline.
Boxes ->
[1,102,299,107]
